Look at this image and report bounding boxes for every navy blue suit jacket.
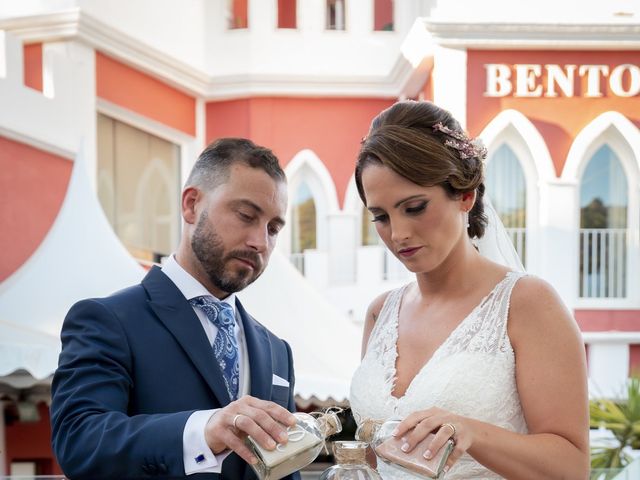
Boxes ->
[51,266,300,480]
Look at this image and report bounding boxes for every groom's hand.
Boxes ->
[204,395,297,465]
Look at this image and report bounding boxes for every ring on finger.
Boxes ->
[233,414,243,430]
[441,422,456,439]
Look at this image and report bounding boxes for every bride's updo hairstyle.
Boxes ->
[355,100,488,239]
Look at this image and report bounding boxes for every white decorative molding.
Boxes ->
[564,111,640,309]
[286,149,340,214]
[343,174,362,214]
[283,149,340,254]
[96,99,194,146]
[423,20,640,49]
[480,110,550,273]
[0,9,209,96]
[0,31,93,161]
[582,331,640,343]
[480,109,555,183]
[563,111,640,182]
[0,9,426,99]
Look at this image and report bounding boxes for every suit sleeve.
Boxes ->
[283,340,297,414]
[51,299,193,480]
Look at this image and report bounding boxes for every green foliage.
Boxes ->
[590,378,640,479]
[581,198,628,229]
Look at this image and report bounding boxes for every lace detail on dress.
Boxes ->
[350,272,528,479]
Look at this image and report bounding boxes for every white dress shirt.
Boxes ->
[161,254,251,475]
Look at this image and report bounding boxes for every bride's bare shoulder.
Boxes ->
[509,275,579,341]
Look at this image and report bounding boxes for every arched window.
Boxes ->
[97,114,180,263]
[579,145,628,298]
[485,144,527,267]
[291,182,317,273]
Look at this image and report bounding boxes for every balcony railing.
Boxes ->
[579,228,627,298]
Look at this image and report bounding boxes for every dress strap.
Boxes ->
[492,271,527,350]
[365,284,407,355]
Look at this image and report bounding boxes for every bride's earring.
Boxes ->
[464,211,470,229]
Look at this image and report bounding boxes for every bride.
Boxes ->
[349,100,589,479]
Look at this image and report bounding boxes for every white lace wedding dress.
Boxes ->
[350,271,529,479]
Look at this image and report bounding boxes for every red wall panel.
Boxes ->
[206,97,395,207]
[0,137,71,281]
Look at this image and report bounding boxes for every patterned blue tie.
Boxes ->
[190,296,240,401]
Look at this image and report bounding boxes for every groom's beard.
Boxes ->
[191,210,264,293]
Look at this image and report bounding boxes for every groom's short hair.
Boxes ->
[186,138,286,192]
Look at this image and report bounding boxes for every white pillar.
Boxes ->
[304,249,329,289]
[348,0,372,35]
[538,180,579,309]
[43,40,97,186]
[249,0,274,33]
[327,213,357,284]
[356,246,385,284]
[432,45,467,129]
[298,0,325,33]
[586,335,631,398]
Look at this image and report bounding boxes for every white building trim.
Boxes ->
[422,20,640,49]
[562,111,640,182]
[0,32,90,160]
[564,112,640,308]
[480,110,555,275]
[96,98,199,198]
[480,109,556,183]
[284,149,339,254]
[0,8,427,99]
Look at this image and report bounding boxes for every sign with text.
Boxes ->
[484,63,640,98]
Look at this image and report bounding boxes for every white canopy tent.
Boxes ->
[0,150,362,404]
[239,253,362,406]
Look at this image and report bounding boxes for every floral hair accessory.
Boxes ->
[432,122,487,160]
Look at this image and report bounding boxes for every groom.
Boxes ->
[51,138,300,480]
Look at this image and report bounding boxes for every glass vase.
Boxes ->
[247,410,342,480]
[371,419,454,479]
[319,441,382,480]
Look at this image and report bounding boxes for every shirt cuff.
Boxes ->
[183,409,232,474]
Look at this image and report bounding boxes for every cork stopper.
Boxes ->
[332,441,368,464]
[317,411,342,438]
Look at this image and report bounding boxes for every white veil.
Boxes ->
[474,196,525,272]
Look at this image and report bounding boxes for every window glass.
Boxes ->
[579,144,628,298]
[580,144,628,229]
[326,0,346,30]
[485,144,527,264]
[291,182,317,253]
[97,113,180,263]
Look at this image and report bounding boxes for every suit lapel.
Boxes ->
[143,267,232,405]
[236,299,272,401]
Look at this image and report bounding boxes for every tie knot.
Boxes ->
[190,296,235,330]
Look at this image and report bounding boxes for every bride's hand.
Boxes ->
[392,407,471,473]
